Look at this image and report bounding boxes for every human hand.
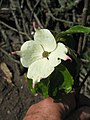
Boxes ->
[23,93,90,120]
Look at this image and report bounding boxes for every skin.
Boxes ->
[23,93,90,120]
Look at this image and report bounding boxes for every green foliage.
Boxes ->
[65,25,90,34]
[27,78,49,98]
[58,64,74,93]
[48,64,74,98]
[56,25,90,39]
[27,79,38,95]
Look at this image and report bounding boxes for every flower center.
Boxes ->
[42,51,49,58]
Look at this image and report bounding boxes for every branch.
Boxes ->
[79,70,90,93]
[77,0,89,55]
[0,48,20,64]
[26,0,43,28]
[44,0,74,24]
[0,0,3,9]
[0,21,31,39]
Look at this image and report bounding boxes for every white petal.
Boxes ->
[57,43,68,53]
[34,29,56,52]
[27,58,54,87]
[48,52,61,67]
[20,40,43,67]
[56,43,68,60]
[48,43,68,67]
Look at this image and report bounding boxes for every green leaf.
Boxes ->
[27,77,49,97]
[27,79,38,95]
[48,69,64,98]
[48,64,74,98]
[56,25,90,40]
[38,81,49,97]
[58,64,74,93]
[65,25,90,34]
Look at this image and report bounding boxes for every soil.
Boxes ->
[0,56,42,120]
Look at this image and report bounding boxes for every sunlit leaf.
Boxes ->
[56,25,90,40]
[27,79,38,95]
[27,77,49,97]
[65,25,90,34]
[38,81,49,97]
[48,64,74,98]
[58,64,74,93]
[48,68,64,98]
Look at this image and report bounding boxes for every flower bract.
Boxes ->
[17,29,71,87]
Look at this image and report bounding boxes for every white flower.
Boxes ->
[17,29,71,88]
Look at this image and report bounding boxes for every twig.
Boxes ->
[33,0,41,10]
[0,0,3,9]
[44,0,74,24]
[0,25,9,46]
[79,70,90,93]
[75,69,90,108]
[17,0,31,39]
[77,0,89,55]
[75,0,89,102]
[0,21,31,39]
[49,13,74,24]
[9,0,24,43]
[45,15,51,28]
[0,48,20,64]
[17,1,26,33]
[81,58,89,63]
[26,0,43,28]
[21,0,24,9]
